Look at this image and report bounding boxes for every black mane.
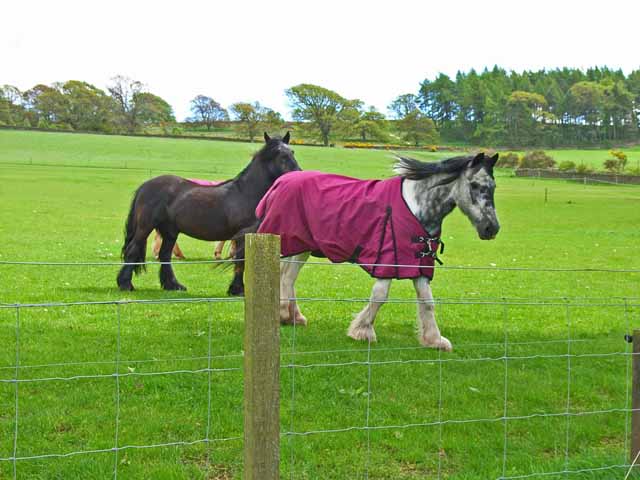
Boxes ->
[394,155,474,180]
[228,137,288,183]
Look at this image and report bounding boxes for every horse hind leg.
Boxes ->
[280,252,310,326]
[348,279,392,342]
[117,223,154,291]
[157,227,186,291]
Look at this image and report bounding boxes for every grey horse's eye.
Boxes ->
[470,182,480,190]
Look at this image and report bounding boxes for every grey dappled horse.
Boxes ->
[276,153,500,350]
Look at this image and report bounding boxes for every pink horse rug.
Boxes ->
[256,170,443,280]
[187,179,223,187]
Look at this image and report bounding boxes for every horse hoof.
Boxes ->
[347,324,377,343]
[163,283,187,291]
[420,335,452,352]
[280,315,307,326]
[118,282,134,291]
[228,286,244,297]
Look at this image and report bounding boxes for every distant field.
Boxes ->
[3,129,640,173]
[1,130,639,479]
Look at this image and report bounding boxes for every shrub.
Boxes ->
[558,160,576,172]
[575,163,594,174]
[496,152,519,168]
[171,126,184,136]
[604,150,628,172]
[627,167,640,176]
[343,142,375,149]
[518,150,556,169]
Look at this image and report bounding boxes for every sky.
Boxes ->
[3,0,640,121]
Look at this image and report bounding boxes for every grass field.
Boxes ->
[1,130,639,479]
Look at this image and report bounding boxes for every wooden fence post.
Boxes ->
[632,330,640,466]
[244,233,281,480]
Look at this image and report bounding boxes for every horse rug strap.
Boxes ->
[256,170,442,280]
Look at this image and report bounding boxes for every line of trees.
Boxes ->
[1,76,175,134]
[415,66,640,147]
[2,66,640,147]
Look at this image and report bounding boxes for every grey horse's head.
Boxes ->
[453,153,500,240]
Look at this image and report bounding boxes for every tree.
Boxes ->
[107,76,174,133]
[230,102,266,141]
[505,91,548,146]
[286,84,349,146]
[261,109,285,133]
[59,80,114,131]
[419,74,458,127]
[107,75,145,133]
[189,95,228,130]
[0,85,25,125]
[135,92,175,127]
[23,83,67,125]
[353,106,388,142]
[388,93,419,119]
[397,110,439,146]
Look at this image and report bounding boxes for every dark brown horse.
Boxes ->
[116,132,300,293]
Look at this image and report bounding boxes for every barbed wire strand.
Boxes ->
[625,298,632,464]
[205,300,214,473]
[3,297,639,311]
[289,301,298,480]
[502,302,509,479]
[364,329,373,479]
[0,336,628,374]
[2,351,635,385]
[12,306,20,480]
[436,304,445,480]
[2,257,640,274]
[563,301,572,477]
[113,303,122,479]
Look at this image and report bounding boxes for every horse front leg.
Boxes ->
[413,276,451,351]
[280,252,310,325]
[348,279,391,343]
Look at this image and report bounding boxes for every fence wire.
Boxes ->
[0,259,638,479]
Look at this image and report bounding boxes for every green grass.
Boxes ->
[1,130,640,479]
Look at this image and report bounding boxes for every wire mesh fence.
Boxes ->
[1,242,639,479]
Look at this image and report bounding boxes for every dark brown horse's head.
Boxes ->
[261,131,301,179]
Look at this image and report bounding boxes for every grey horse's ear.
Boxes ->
[488,153,499,167]
[264,132,271,143]
[282,131,290,144]
[471,152,485,167]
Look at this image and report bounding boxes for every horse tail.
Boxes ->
[121,187,146,275]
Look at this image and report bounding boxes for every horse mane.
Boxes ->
[393,155,474,181]
[226,136,288,184]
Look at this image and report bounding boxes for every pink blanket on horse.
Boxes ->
[187,179,223,187]
[256,171,442,279]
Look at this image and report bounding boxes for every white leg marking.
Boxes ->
[348,279,392,342]
[413,276,452,351]
[280,252,310,325]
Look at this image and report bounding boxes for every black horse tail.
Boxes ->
[121,187,146,275]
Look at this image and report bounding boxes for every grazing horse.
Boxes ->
[151,231,236,261]
[252,152,500,350]
[116,132,300,292]
[150,180,233,261]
